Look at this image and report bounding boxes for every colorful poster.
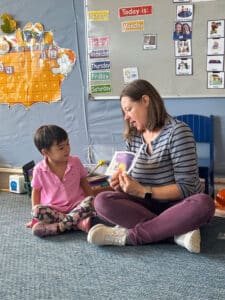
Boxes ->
[0,22,75,108]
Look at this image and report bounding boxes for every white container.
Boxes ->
[9,175,26,194]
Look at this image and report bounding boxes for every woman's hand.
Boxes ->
[109,169,122,190]
[118,172,145,198]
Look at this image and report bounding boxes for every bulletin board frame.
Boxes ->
[85,0,225,99]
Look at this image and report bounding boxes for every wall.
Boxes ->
[0,0,225,176]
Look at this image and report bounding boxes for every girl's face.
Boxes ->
[121,95,150,132]
[42,139,71,164]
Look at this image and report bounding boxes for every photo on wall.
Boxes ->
[175,39,192,56]
[173,0,190,2]
[207,20,225,39]
[176,4,193,22]
[207,71,224,89]
[207,38,225,55]
[173,21,192,40]
[175,57,192,75]
[143,34,157,50]
[123,67,139,84]
[207,56,224,72]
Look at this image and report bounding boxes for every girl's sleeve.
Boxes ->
[76,157,88,178]
[31,165,42,189]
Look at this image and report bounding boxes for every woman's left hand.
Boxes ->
[118,172,145,198]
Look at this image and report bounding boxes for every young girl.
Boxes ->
[26,125,95,237]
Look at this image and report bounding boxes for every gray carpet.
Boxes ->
[0,191,225,300]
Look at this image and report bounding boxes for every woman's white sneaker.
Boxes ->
[87,224,127,246]
[174,229,201,253]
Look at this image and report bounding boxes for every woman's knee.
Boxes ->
[188,193,215,217]
[94,191,114,215]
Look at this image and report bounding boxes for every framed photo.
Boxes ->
[173,0,190,2]
[123,67,139,84]
[143,34,157,50]
[207,71,224,89]
[175,39,192,56]
[207,38,224,55]
[207,55,224,72]
[173,21,192,40]
[176,58,193,75]
[208,20,225,38]
[176,4,193,22]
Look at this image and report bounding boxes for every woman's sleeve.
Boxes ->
[169,122,200,198]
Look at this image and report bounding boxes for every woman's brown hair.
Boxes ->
[120,79,168,139]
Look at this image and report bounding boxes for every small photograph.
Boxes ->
[176,58,193,75]
[207,38,224,55]
[173,21,192,40]
[176,4,193,21]
[207,55,224,72]
[143,34,157,50]
[208,20,225,38]
[208,71,224,89]
[175,39,192,56]
[123,67,139,84]
[173,0,190,2]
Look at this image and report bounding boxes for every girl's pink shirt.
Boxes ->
[31,156,88,213]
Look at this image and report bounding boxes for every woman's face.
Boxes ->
[121,95,149,132]
[183,24,190,33]
[175,23,182,33]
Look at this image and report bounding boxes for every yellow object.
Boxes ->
[0,13,17,34]
[88,160,106,176]
[97,160,106,166]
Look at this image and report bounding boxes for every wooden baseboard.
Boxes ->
[0,167,23,190]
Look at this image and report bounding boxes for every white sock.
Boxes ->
[174,229,201,253]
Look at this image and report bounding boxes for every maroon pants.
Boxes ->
[94,191,215,245]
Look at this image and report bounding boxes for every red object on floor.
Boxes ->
[215,189,225,210]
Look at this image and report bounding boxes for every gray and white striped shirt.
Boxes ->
[126,116,202,199]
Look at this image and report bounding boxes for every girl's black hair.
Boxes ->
[34,125,68,153]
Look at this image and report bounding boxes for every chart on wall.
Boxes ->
[86,0,225,99]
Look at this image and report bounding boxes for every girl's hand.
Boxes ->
[118,172,145,197]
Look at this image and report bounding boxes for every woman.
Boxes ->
[173,21,183,40]
[182,23,192,40]
[87,79,215,253]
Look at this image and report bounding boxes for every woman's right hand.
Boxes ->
[109,169,122,190]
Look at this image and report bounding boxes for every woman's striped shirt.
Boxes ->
[126,116,202,199]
